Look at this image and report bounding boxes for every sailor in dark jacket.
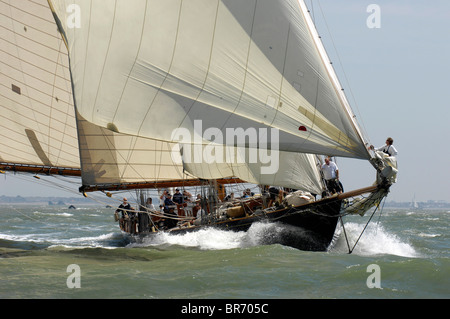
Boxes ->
[116,198,132,218]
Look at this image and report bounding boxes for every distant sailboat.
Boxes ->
[0,0,397,251]
[411,194,419,209]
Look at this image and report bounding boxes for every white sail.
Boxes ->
[49,0,371,160]
[2,0,373,195]
[170,121,323,193]
[0,0,79,172]
[0,0,192,188]
[182,144,323,194]
[1,1,396,253]
[76,110,191,188]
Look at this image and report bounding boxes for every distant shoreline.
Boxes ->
[0,195,97,206]
[1,195,449,209]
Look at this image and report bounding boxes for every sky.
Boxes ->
[312,0,450,202]
[1,0,449,202]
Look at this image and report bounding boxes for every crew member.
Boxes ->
[370,137,398,157]
[321,157,342,195]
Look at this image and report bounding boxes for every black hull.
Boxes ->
[122,197,343,252]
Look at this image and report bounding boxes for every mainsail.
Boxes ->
[49,0,370,158]
[2,0,372,196]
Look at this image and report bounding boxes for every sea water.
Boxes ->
[0,205,448,299]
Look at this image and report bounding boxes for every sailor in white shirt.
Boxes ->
[321,157,342,194]
[370,137,398,157]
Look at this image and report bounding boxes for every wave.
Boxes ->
[32,211,74,217]
[127,221,341,251]
[330,222,419,257]
[126,220,420,256]
[0,232,45,243]
[0,216,421,256]
[418,232,441,238]
[128,222,305,250]
[128,227,249,250]
[0,231,124,250]
[50,232,119,247]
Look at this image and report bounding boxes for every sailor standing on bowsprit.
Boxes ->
[370,137,398,157]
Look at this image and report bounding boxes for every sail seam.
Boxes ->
[0,50,72,95]
[133,0,184,140]
[0,24,65,55]
[0,95,74,131]
[48,36,68,167]
[0,64,71,102]
[90,1,118,123]
[269,23,291,129]
[0,1,57,29]
[177,0,221,130]
[78,0,93,122]
[0,119,77,166]
[219,0,258,133]
[110,1,149,183]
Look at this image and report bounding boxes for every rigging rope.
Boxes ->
[375,196,387,235]
[340,197,386,254]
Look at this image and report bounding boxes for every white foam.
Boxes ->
[331,222,419,257]
[0,232,44,243]
[32,211,74,217]
[129,227,250,250]
[418,232,441,238]
[0,231,119,249]
[130,221,294,250]
[54,232,118,247]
